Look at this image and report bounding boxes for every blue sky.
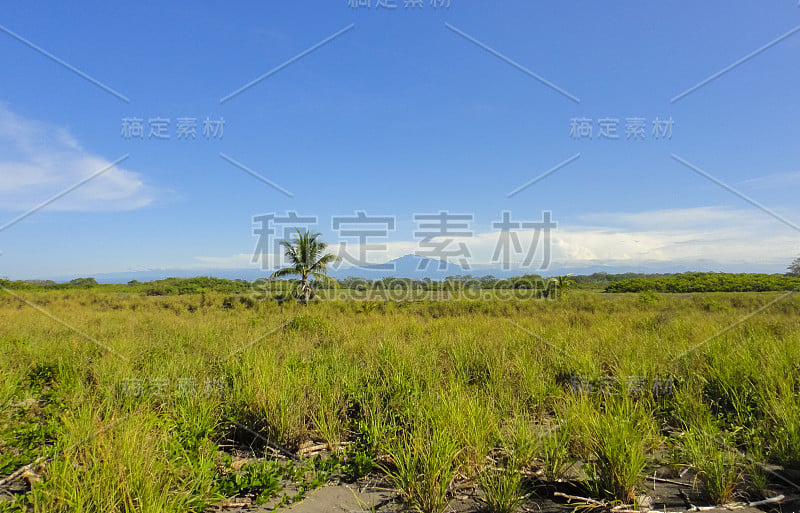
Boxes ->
[1,1,798,280]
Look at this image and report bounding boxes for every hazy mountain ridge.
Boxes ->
[22,254,740,284]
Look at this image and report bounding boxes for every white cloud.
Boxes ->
[548,206,798,269]
[192,253,255,269]
[0,104,154,211]
[195,206,799,273]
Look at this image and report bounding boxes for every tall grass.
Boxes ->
[679,424,744,505]
[382,407,461,513]
[478,455,524,513]
[0,290,798,511]
[29,405,220,512]
[571,396,657,503]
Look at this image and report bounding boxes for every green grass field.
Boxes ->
[1,290,799,512]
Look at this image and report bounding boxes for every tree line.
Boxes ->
[2,271,798,295]
[604,272,800,293]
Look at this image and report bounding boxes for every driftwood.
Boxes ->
[674,495,785,511]
[299,450,327,458]
[553,491,607,507]
[0,456,46,488]
[484,465,544,477]
[211,499,251,508]
[747,494,784,507]
[650,475,692,487]
[297,443,329,455]
[296,440,353,457]
[552,492,645,513]
[656,497,784,513]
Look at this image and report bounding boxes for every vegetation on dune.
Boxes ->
[605,272,800,293]
[3,267,799,297]
[140,276,252,296]
[0,276,253,295]
[0,290,798,511]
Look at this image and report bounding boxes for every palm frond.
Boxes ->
[310,272,337,286]
[270,267,300,279]
[312,253,339,272]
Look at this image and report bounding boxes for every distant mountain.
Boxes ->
[331,254,470,280]
[77,255,471,284]
[35,255,754,284]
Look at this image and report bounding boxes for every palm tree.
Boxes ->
[553,274,576,289]
[270,229,339,305]
[547,274,576,298]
